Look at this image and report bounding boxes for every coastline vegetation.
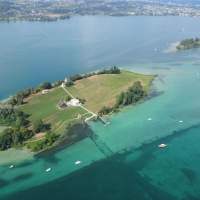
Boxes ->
[0,67,154,152]
[98,81,146,116]
[176,38,200,50]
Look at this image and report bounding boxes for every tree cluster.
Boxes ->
[0,107,53,151]
[27,132,58,152]
[0,127,34,150]
[177,38,200,50]
[98,106,113,116]
[67,66,121,86]
[98,81,146,116]
[9,88,34,106]
[115,81,145,107]
[33,119,50,133]
[0,107,29,127]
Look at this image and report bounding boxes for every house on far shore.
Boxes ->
[42,89,49,95]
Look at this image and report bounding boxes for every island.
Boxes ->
[0,67,155,153]
[176,38,200,51]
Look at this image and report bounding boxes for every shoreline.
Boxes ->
[1,15,200,24]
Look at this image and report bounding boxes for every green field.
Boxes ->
[20,87,87,134]
[0,126,7,135]
[68,70,154,113]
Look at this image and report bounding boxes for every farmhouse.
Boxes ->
[67,98,81,107]
[42,89,49,95]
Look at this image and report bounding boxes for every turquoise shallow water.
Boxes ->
[1,16,200,199]
[1,63,200,199]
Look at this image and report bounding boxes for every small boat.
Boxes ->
[75,160,82,165]
[9,165,14,169]
[148,118,152,121]
[179,120,183,123]
[158,144,167,148]
[45,168,51,172]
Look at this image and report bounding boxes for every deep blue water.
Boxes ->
[1,16,200,99]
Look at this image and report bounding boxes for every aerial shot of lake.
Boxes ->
[1,16,200,200]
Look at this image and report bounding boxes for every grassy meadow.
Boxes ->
[68,70,154,113]
[0,126,7,135]
[20,87,87,135]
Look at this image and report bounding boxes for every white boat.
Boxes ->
[75,160,82,165]
[179,120,183,123]
[158,144,167,148]
[45,168,51,172]
[9,165,14,169]
[148,118,152,121]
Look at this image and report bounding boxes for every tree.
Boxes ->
[40,82,52,90]
[65,96,72,101]
[65,80,74,87]
[115,92,125,107]
[115,81,145,107]
[33,119,50,133]
[98,106,112,116]
[45,132,58,146]
[33,119,45,133]
[0,128,13,150]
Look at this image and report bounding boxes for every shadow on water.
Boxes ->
[10,123,94,171]
[12,173,33,182]
[181,168,197,185]
[4,120,200,200]
[35,122,93,163]
[0,178,10,188]
[4,157,177,200]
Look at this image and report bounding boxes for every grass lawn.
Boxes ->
[68,70,154,113]
[0,126,7,135]
[20,87,87,134]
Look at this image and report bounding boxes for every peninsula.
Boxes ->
[176,38,200,51]
[0,67,154,152]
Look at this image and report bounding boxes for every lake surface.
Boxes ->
[1,16,200,200]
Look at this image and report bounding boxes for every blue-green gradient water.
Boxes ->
[1,16,200,200]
